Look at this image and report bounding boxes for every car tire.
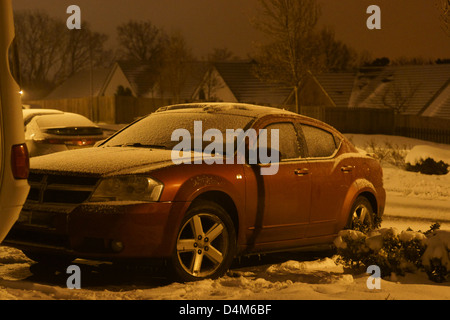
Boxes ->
[171,200,236,282]
[348,196,375,232]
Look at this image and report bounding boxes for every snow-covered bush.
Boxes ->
[405,145,450,175]
[405,157,449,175]
[334,224,449,282]
[364,140,408,168]
[422,230,450,283]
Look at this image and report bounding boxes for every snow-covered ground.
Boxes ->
[346,134,450,231]
[0,134,449,300]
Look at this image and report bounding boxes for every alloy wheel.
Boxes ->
[176,212,230,279]
[350,197,375,232]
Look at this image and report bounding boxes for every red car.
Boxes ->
[5,103,385,281]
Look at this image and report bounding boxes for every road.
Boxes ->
[382,193,450,231]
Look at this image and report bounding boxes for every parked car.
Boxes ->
[23,109,105,157]
[0,0,30,243]
[5,103,385,281]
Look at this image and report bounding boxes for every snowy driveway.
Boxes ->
[0,163,449,300]
[0,134,449,300]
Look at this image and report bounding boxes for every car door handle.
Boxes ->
[341,165,355,172]
[294,168,309,176]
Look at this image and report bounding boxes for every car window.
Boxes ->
[301,124,337,158]
[262,122,302,160]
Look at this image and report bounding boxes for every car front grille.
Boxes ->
[27,172,100,204]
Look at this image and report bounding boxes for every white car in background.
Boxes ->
[0,0,30,242]
[24,109,105,157]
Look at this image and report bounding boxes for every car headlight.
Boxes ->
[90,176,164,202]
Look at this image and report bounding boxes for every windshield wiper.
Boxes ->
[109,143,168,149]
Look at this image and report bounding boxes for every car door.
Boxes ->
[253,120,312,243]
[298,123,353,237]
[0,0,30,243]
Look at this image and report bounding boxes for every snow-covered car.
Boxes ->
[5,103,386,282]
[23,109,105,157]
[0,0,30,243]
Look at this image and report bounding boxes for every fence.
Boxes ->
[297,106,450,145]
[25,96,169,124]
[394,114,450,145]
[24,98,450,145]
[114,96,168,124]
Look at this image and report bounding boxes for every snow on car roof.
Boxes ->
[34,113,99,129]
[156,103,296,117]
[22,109,64,124]
[22,108,63,117]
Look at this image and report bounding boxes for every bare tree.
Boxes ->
[14,11,65,96]
[117,20,168,63]
[436,0,450,36]
[390,56,433,65]
[58,23,112,81]
[198,48,237,101]
[158,31,194,103]
[252,0,323,113]
[318,27,358,71]
[14,10,111,98]
[382,81,421,114]
[207,48,238,62]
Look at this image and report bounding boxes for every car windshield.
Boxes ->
[102,111,256,151]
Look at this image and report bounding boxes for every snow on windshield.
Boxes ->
[104,111,255,149]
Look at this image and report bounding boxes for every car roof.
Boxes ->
[34,112,99,128]
[22,108,63,116]
[154,103,341,133]
[22,109,64,125]
[156,103,297,118]
[22,109,100,129]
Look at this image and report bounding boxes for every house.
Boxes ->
[351,64,450,119]
[192,61,292,107]
[46,68,117,99]
[150,61,210,103]
[289,71,357,108]
[114,61,155,97]
[46,61,156,99]
[300,64,450,120]
[44,59,450,122]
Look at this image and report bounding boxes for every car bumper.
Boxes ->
[0,179,29,242]
[4,201,188,260]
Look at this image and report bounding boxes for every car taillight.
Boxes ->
[65,139,97,146]
[11,144,29,180]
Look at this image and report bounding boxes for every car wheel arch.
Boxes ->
[357,191,378,217]
[170,173,243,233]
[338,179,379,229]
[188,191,240,241]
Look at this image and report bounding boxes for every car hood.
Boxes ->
[30,147,180,176]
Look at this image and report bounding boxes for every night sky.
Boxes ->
[12,0,450,61]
